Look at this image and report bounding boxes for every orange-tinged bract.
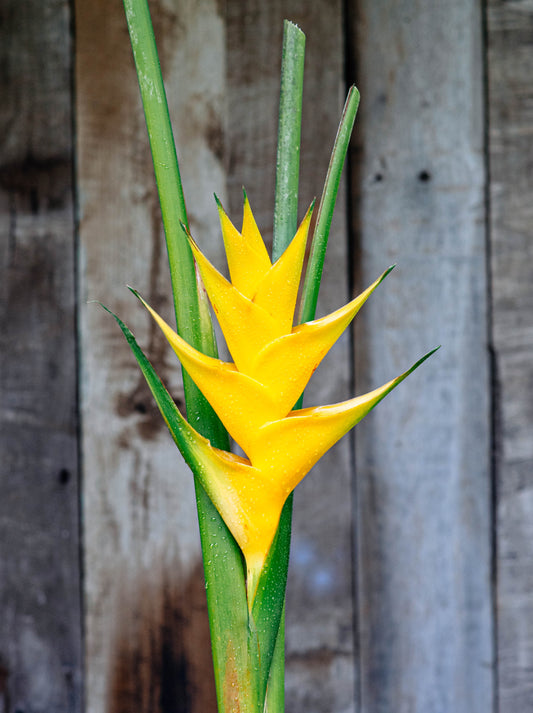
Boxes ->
[136,197,433,599]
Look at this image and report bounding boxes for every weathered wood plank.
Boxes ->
[348,1,493,711]
[76,0,226,709]
[0,0,82,710]
[487,2,533,710]
[226,3,357,711]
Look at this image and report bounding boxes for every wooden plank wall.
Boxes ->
[76,1,225,710]
[2,0,533,711]
[487,1,533,710]
[0,0,83,711]
[348,2,493,712]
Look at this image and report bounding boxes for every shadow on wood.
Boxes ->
[107,560,216,713]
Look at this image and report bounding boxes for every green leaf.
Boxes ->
[273,20,306,262]
[265,19,306,711]
[122,0,227,440]
[252,495,293,702]
[263,603,286,712]
[104,302,264,712]
[299,85,360,324]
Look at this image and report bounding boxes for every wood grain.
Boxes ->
[76,0,226,709]
[226,2,357,711]
[348,1,494,711]
[487,2,533,710]
[0,0,82,709]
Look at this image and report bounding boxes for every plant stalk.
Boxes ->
[268,20,306,712]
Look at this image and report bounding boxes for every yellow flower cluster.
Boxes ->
[138,196,426,596]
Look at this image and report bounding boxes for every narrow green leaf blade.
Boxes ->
[263,604,286,712]
[123,0,193,338]
[104,302,263,712]
[122,0,227,439]
[252,494,293,702]
[273,20,306,261]
[299,85,360,325]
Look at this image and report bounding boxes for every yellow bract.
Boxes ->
[137,197,420,597]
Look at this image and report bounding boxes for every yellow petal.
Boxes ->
[176,427,279,600]
[248,348,440,492]
[216,195,271,299]
[241,191,271,265]
[252,203,314,334]
[134,292,281,450]
[247,267,395,409]
[211,351,436,597]
[186,235,281,373]
[202,446,286,596]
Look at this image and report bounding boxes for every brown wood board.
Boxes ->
[348,1,494,711]
[0,0,82,709]
[75,0,227,709]
[488,2,533,710]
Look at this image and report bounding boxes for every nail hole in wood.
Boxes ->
[58,468,70,484]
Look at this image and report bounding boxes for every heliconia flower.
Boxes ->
[130,196,437,598]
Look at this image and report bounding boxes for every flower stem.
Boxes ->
[268,19,306,712]
[264,606,286,712]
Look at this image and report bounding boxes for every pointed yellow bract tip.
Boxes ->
[216,195,271,299]
[137,194,435,601]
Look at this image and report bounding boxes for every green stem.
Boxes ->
[123,3,252,711]
[264,606,286,712]
[267,20,306,713]
[252,494,293,704]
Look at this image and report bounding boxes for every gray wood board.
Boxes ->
[76,0,227,710]
[487,2,533,710]
[226,2,357,711]
[348,1,494,711]
[0,0,82,710]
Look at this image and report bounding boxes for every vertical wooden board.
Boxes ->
[487,3,533,710]
[0,0,82,710]
[226,2,357,711]
[348,1,493,712]
[76,0,226,709]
